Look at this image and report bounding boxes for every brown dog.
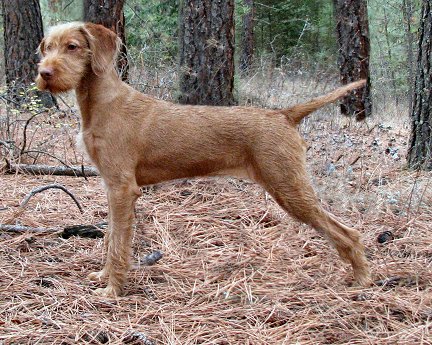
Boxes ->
[36,22,371,297]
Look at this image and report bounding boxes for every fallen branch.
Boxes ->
[6,162,99,177]
[0,224,59,233]
[0,223,108,236]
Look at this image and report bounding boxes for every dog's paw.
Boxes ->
[93,286,120,298]
[88,270,107,282]
[354,271,373,287]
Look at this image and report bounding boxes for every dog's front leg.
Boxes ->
[88,198,112,282]
[90,183,141,297]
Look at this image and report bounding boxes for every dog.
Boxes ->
[36,22,371,297]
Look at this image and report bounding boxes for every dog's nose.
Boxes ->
[39,67,54,81]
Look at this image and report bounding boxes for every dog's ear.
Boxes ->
[37,38,46,56]
[81,23,121,76]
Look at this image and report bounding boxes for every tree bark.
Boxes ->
[402,0,416,111]
[178,0,235,106]
[240,0,255,74]
[333,0,372,120]
[2,0,55,107]
[407,1,432,170]
[83,0,128,81]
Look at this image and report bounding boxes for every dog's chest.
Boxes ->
[76,131,100,164]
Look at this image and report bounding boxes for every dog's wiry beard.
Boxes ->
[35,74,49,91]
[36,56,87,94]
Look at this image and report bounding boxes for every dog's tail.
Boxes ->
[281,79,366,125]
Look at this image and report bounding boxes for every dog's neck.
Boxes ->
[75,67,125,128]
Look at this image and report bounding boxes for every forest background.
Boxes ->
[0,0,422,111]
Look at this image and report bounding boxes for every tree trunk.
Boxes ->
[240,0,255,74]
[333,0,372,120]
[407,1,432,170]
[402,0,416,111]
[2,0,55,107]
[83,0,128,81]
[178,0,235,106]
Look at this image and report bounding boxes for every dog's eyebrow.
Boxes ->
[66,39,80,45]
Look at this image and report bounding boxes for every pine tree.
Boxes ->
[178,0,235,106]
[407,0,432,170]
[2,0,55,107]
[333,0,372,120]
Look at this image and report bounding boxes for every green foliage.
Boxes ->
[125,0,179,67]
[124,0,338,69]
[3,0,422,101]
[252,0,337,63]
[368,0,421,96]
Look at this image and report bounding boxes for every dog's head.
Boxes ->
[36,22,121,93]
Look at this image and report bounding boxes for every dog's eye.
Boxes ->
[46,44,53,51]
[68,43,78,51]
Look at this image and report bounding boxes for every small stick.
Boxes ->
[20,150,72,169]
[335,153,344,163]
[4,183,84,225]
[20,184,84,213]
[349,155,361,166]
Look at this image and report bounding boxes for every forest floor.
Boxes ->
[0,77,431,344]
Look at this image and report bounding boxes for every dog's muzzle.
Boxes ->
[39,67,54,81]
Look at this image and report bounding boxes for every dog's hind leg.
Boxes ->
[90,181,142,297]
[253,138,371,286]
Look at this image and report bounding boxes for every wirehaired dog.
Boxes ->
[36,22,371,297]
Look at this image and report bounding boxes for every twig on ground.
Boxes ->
[20,150,72,168]
[0,140,13,148]
[20,184,84,213]
[20,110,49,155]
[415,173,432,215]
[350,155,361,166]
[3,183,84,225]
[6,162,99,177]
[56,94,79,119]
